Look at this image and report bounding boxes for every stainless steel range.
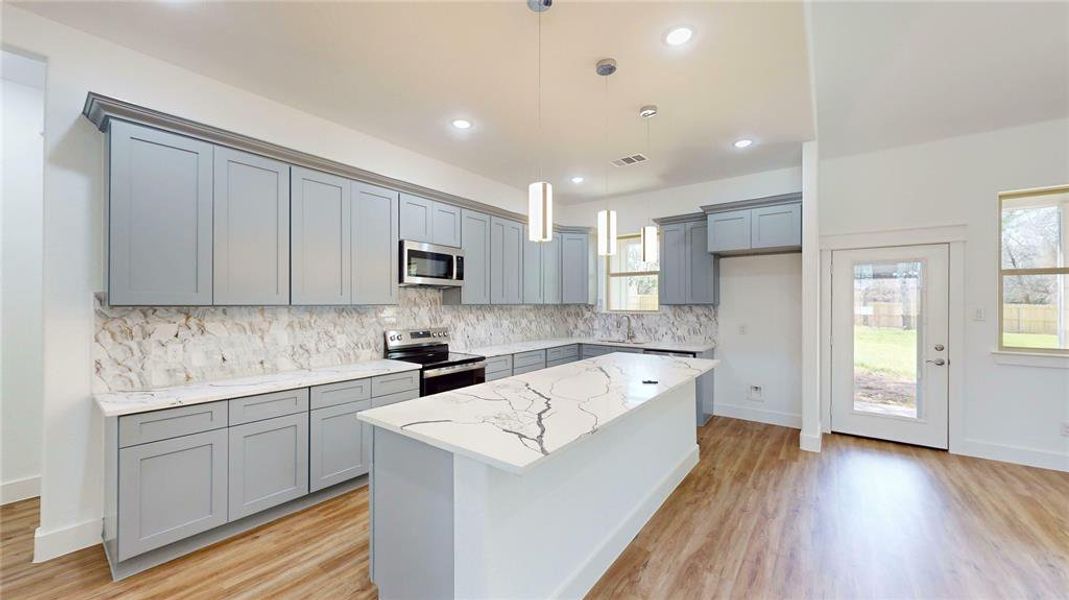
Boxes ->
[384,328,486,396]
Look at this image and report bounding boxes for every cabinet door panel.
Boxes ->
[491,217,524,304]
[459,210,491,304]
[431,202,462,247]
[291,167,351,304]
[707,209,751,253]
[228,413,309,520]
[751,202,801,249]
[108,121,213,305]
[522,227,544,304]
[117,429,227,560]
[310,400,370,492]
[542,235,562,304]
[213,148,290,305]
[686,221,718,305]
[560,233,590,304]
[658,224,687,305]
[399,194,433,242]
[352,183,400,304]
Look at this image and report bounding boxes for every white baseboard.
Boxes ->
[954,439,1069,472]
[799,430,822,453]
[1,475,40,505]
[33,518,101,563]
[554,446,700,600]
[713,404,802,429]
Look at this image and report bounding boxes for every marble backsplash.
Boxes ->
[94,288,717,392]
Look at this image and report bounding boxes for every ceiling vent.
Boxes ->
[611,153,648,167]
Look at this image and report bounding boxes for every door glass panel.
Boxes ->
[852,261,922,418]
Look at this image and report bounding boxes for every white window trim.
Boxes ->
[605,233,659,313]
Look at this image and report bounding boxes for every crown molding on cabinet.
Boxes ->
[699,192,802,215]
[83,92,590,233]
[652,212,706,226]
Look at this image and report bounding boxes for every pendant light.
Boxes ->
[639,105,658,262]
[527,0,552,242]
[596,57,617,256]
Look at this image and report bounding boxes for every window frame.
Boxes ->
[997,184,1069,355]
[605,232,660,313]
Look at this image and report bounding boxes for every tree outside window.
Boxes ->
[607,234,659,312]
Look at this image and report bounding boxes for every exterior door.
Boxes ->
[831,244,950,449]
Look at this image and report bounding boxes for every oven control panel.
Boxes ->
[385,327,451,349]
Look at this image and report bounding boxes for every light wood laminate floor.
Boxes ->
[2,418,1067,599]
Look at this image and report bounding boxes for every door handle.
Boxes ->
[925,358,947,366]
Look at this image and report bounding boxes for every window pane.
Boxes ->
[1001,192,1067,269]
[609,275,659,311]
[1002,273,1069,350]
[852,261,921,419]
[610,237,657,274]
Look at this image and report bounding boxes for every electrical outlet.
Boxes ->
[739,324,748,335]
[748,384,763,402]
[972,306,985,322]
[1061,422,1069,437]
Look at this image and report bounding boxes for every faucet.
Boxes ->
[622,314,636,343]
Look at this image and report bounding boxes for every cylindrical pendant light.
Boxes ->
[597,209,617,256]
[641,225,658,262]
[529,181,553,241]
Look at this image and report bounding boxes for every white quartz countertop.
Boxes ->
[458,337,715,357]
[94,359,421,417]
[358,352,719,474]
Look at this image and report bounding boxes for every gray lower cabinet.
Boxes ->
[523,227,544,304]
[542,235,562,304]
[352,183,400,304]
[560,232,590,304]
[107,120,213,306]
[228,413,309,521]
[117,428,228,560]
[399,194,462,247]
[490,217,524,304]
[291,167,352,304]
[444,209,491,305]
[212,147,290,305]
[310,400,371,492]
[657,218,718,305]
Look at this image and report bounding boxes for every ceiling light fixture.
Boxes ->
[451,119,472,130]
[733,138,754,149]
[527,0,553,243]
[596,57,618,257]
[571,176,585,184]
[664,26,693,47]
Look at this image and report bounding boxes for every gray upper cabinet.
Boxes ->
[117,428,228,560]
[658,219,718,305]
[490,217,524,304]
[560,232,590,304]
[751,202,802,250]
[706,209,751,253]
[352,183,400,305]
[522,227,544,304]
[444,209,491,305]
[213,148,290,305]
[291,167,352,305]
[542,235,562,305]
[228,413,309,521]
[108,120,213,306]
[399,194,461,247]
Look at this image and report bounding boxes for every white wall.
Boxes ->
[713,254,803,427]
[0,6,528,561]
[1,52,46,504]
[560,167,802,231]
[820,118,1069,471]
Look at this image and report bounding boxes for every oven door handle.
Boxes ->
[423,361,487,379]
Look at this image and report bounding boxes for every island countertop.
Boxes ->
[357,352,718,474]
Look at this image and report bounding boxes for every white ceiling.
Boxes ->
[810,1,1069,158]
[16,1,814,204]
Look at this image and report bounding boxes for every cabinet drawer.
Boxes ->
[546,356,578,368]
[546,344,578,361]
[119,401,228,448]
[371,387,420,408]
[310,378,371,410]
[512,362,545,375]
[486,369,512,382]
[513,350,547,369]
[580,344,615,358]
[229,389,309,425]
[485,354,513,375]
[372,371,420,397]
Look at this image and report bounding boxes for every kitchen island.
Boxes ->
[358,352,719,599]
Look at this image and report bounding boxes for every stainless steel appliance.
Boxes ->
[384,327,485,396]
[399,240,464,287]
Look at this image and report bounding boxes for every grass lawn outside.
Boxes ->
[853,325,917,379]
[1002,332,1061,350]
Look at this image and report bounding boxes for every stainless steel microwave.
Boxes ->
[400,240,464,287]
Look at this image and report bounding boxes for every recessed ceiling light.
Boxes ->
[451,119,472,130]
[571,176,585,184]
[733,138,754,149]
[664,27,693,47]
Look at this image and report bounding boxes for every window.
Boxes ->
[998,185,1069,353]
[606,233,659,312]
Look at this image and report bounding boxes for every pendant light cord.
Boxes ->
[537,8,542,182]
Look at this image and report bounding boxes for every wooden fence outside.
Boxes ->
[855,302,1059,334]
